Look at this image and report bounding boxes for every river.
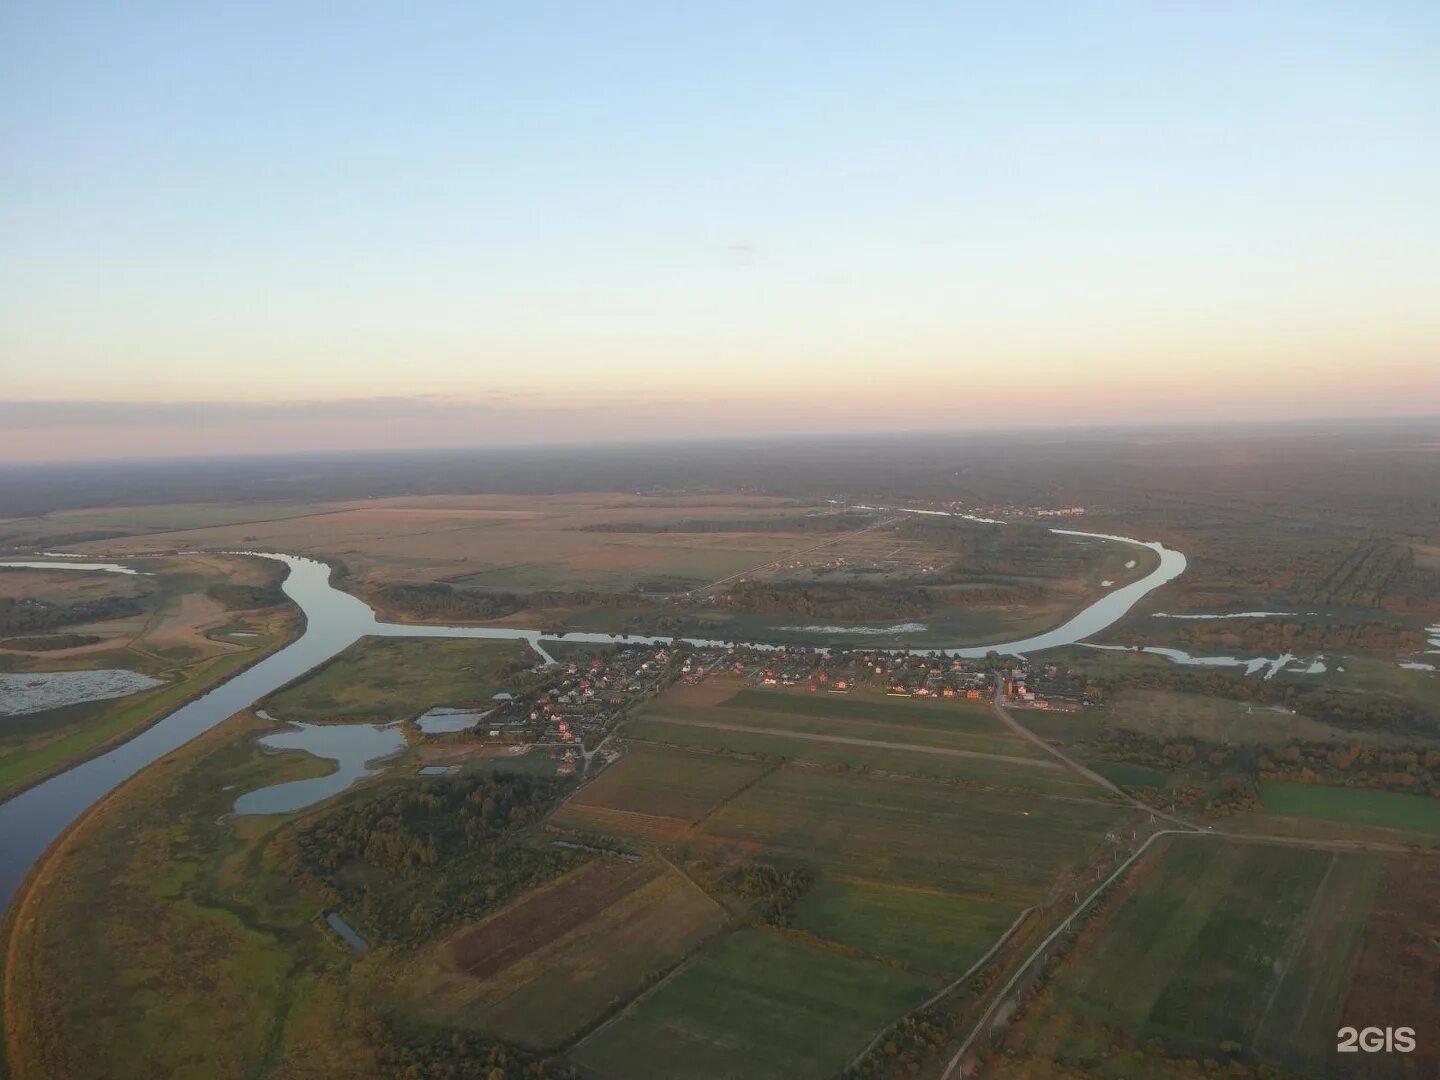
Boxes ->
[0,531,1185,913]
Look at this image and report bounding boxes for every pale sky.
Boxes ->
[2,2,1438,461]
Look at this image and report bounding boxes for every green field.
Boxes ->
[626,716,1093,793]
[1022,839,1382,1075]
[263,635,530,722]
[698,767,1125,896]
[626,684,1101,796]
[722,688,1005,732]
[1261,781,1440,836]
[555,744,772,824]
[573,929,935,1080]
[790,878,1019,975]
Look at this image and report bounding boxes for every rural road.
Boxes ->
[990,682,1199,830]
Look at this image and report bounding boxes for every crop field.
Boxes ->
[789,877,1020,974]
[1338,857,1440,1077]
[695,767,1127,897]
[572,928,935,1080]
[624,684,1100,795]
[625,716,1097,794]
[399,857,726,1048]
[548,745,773,841]
[262,635,529,722]
[1009,838,1395,1077]
[1260,781,1440,836]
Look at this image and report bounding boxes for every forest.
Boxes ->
[0,594,143,635]
[290,772,577,944]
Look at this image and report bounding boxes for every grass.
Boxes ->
[1107,688,1348,744]
[722,688,1006,732]
[3,713,359,1080]
[624,715,1094,795]
[696,766,1125,898]
[1029,838,1382,1075]
[262,635,529,722]
[558,745,771,823]
[572,928,935,1080]
[1260,781,1440,836]
[789,878,1020,975]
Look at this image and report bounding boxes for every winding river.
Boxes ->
[0,530,1186,913]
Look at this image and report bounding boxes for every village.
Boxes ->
[416,641,1095,776]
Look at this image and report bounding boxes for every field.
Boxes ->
[52,493,829,593]
[2,712,356,1080]
[1338,857,1440,1076]
[625,683,1099,796]
[694,767,1124,899]
[1000,837,1440,1078]
[548,745,773,841]
[395,857,727,1048]
[572,928,935,1080]
[1260,781,1440,836]
[11,491,1136,649]
[1105,687,1361,745]
[0,554,297,801]
[261,635,530,722]
[564,679,1133,983]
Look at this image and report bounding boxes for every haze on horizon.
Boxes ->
[3,2,1438,463]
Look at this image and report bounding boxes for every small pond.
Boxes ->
[233,720,406,815]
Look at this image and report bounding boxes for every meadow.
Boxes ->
[0,554,297,802]
[14,490,1137,648]
[261,635,531,723]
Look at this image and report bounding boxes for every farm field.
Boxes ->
[548,745,772,841]
[261,635,531,723]
[394,856,726,1049]
[624,683,1100,796]
[789,877,1020,974]
[1001,838,1415,1078]
[572,928,935,1080]
[694,767,1126,898]
[1260,781,1440,836]
[556,677,1131,988]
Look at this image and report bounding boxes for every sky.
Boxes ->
[2,1,1438,462]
